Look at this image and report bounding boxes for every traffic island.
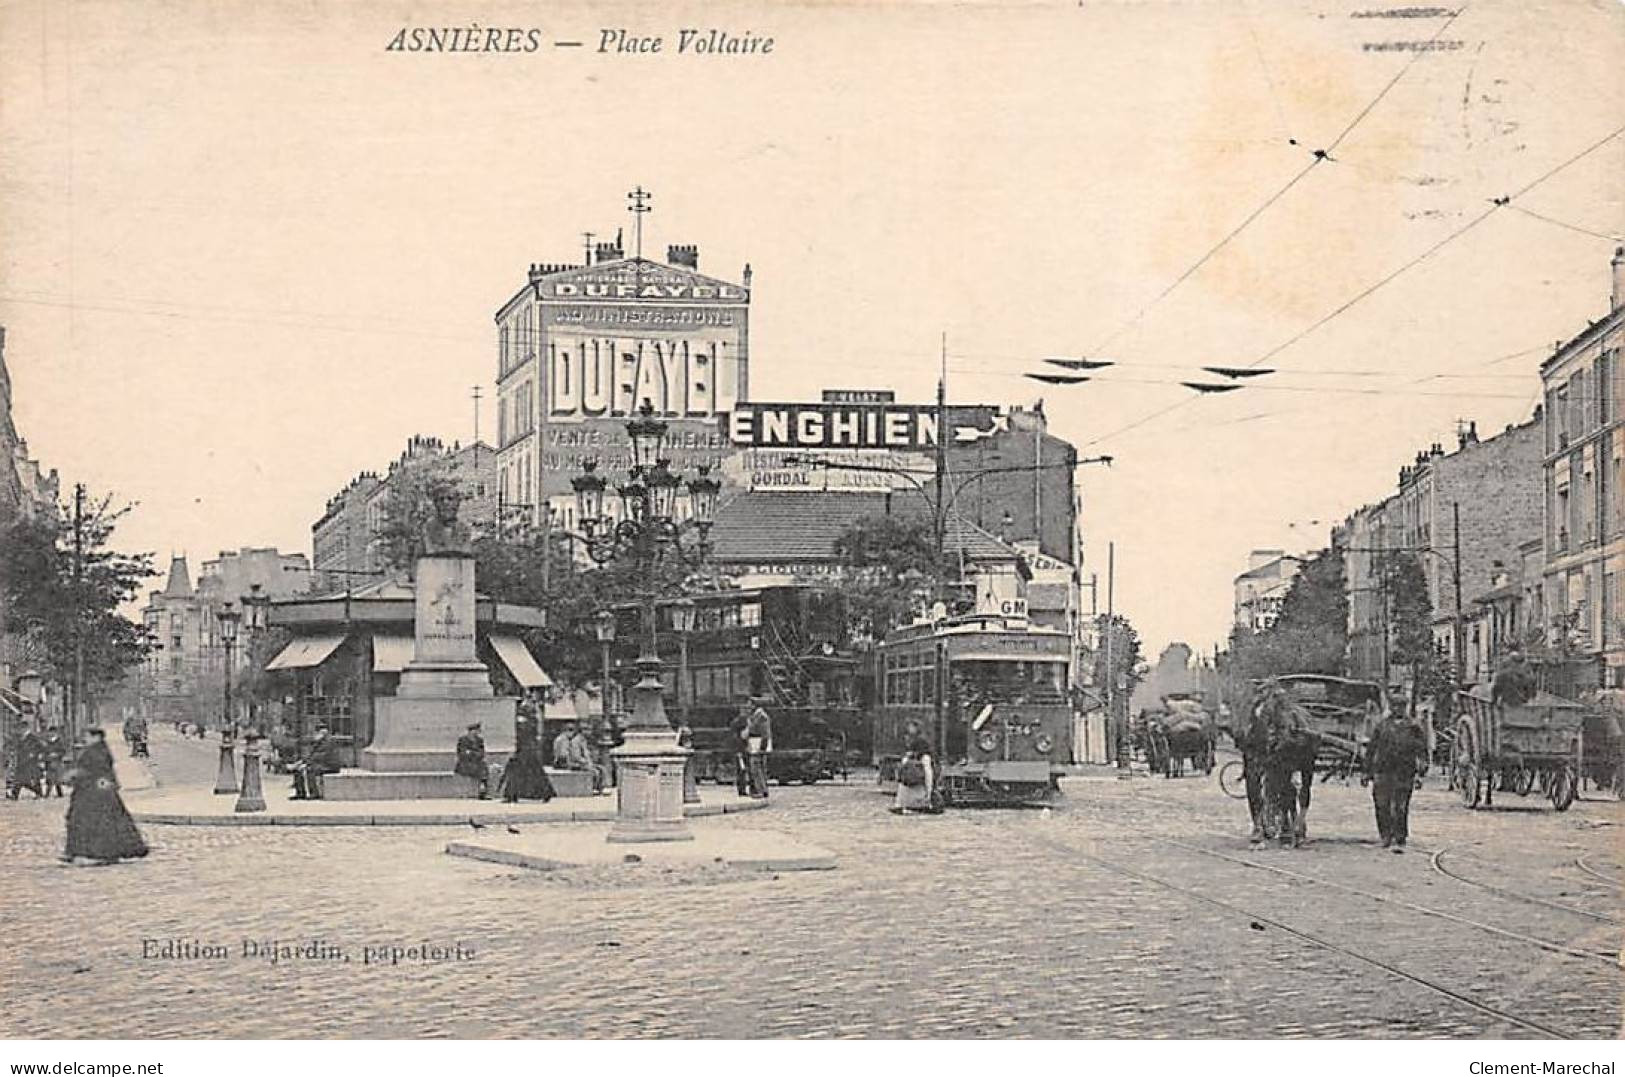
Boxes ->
[444,821,836,872]
[125,784,767,827]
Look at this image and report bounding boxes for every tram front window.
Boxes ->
[952,659,1066,703]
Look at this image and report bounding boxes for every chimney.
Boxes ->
[594,241,619,264]
[1612,245,1624,311]
[667,244,698,270]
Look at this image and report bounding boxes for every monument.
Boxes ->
[325,483,516,799]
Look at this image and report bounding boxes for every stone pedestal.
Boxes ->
[607,730,693,843]
[354,553,514,786]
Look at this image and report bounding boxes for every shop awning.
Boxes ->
[264,634,348,671]
[489,635,553,689]
[372,635,415,673]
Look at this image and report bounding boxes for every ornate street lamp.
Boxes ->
[212,604,242,795]
[567,401,719,842]
[670,598,700,805]
[595,608,618,733]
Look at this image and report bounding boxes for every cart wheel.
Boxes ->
[1550,766,1576,812]
[1515,768,1537,797]
[1218,759,1247,800]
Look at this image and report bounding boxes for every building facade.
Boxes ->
[140,547,314,727]
[1342,416,1544,686]
[1539,247,1624,689]
[311,436,495,590]
[493,234,748,533]
[1233,549,1300,632]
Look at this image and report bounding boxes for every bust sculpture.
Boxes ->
[421,479,473,557]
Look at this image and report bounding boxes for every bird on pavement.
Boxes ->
[505,825,521,835]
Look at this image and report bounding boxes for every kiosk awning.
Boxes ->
[372,635,415,673]
[489,635,553,689]
[265,634,348,671]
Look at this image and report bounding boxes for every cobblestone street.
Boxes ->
[2,728,1620,1039]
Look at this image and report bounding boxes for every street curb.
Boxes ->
[129,795,770,827]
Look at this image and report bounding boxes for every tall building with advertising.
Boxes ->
[493,235,748,532]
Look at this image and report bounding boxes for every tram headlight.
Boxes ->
[977,731,998,753]
[1034,734,1054,754]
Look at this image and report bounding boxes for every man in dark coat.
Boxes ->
[291,727,342,800]
[454,722,489,799]
[40,726,67,797]
[1368,704,1428,852]
[1491,645,1538,707]
[730,707,751,797]
[8,727,45,800]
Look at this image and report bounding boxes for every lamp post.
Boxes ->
[212,604,241,795]
[595,608,618,726]
[671,598,700,804]
[568,403,719,843]
[240,583,270,735]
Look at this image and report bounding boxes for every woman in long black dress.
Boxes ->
[63,728,148,865]
[498,714,555,803]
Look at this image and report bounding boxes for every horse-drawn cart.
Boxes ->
[1218,674,1383,799]
[1451,687,1583,811]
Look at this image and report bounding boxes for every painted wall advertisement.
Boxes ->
[535,261,749,497]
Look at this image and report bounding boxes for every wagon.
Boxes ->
[1451,687,1583,811]
[1218,674,1384,798]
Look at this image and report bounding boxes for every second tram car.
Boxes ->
[874,613,1071,806]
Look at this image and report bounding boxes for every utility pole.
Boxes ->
[471,385,482,447]
[1107,542,1127,776]
[1452,500,1465,686]
[72,483,85,737]
[933,331,948,561]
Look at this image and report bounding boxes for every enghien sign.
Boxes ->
[726,403,941,451]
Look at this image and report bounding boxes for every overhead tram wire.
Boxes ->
[1083,3,1471,360]
[1506,204,1625,243]
[1246,120,1625,375]
[1075,120,1625,449]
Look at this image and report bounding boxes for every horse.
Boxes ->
[1243,687,1321,847]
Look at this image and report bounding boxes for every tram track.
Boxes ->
[1058,785,1623,969]
[1020,827,1575,1039]
[1429,848,1620,928]
[1575,856,1622,890]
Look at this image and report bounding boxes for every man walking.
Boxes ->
[746,699,773,799]
[1368,700,1428,852]
[730,706,751,797]
[40,726,67,798]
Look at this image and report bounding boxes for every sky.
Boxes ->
[2,0,1622,655]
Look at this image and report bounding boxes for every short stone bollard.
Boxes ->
[235,735,266,813]
[213,731,239,795]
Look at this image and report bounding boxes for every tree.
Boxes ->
[1220,547,1348,707]
[0,487,156,722]
[828,514,956,642]
[1091,613,1146,719]
[375,467,457,573]
[1383,551,1452,707]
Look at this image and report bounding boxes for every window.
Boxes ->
[739,602,761,627]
